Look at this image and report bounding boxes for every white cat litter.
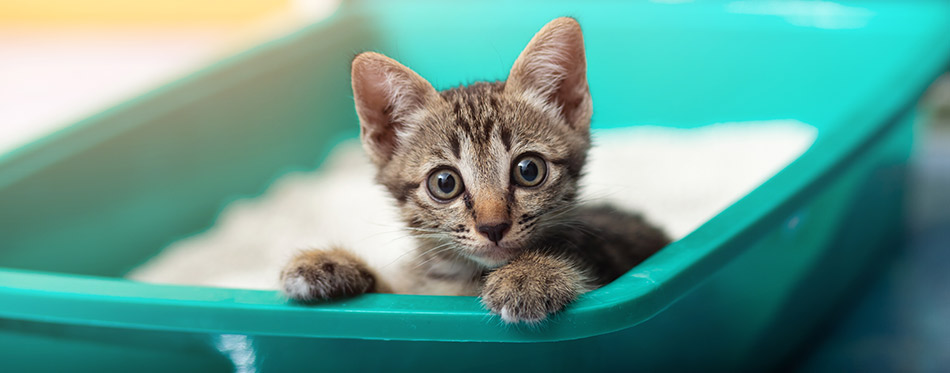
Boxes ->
[128,120,817,290]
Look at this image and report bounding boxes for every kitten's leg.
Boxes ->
[280,247,391,301]
[480,251,592,324]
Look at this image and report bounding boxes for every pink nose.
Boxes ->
[477,222,511,244]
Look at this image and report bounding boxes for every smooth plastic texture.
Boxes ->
[1,0,949,371]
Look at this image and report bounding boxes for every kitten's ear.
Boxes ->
[352,52,439,165]
[506,17,591,130]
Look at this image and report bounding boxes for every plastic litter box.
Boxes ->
[2,1,949,371]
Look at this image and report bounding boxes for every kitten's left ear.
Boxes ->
[506,17,592,130]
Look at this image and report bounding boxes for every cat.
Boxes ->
[280,17,670,323]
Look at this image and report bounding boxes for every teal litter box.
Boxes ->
[2,1,950,371]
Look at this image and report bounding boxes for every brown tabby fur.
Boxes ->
[280,17,669,323]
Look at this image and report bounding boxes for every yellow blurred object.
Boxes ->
[0,0,293,24]
[0,0,339,154]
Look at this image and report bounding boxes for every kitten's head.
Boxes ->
[351,18,591,268]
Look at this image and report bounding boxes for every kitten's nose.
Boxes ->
[477,222,511,244]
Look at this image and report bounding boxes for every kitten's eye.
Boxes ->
[512,154,547,187]
[427,168,464,201]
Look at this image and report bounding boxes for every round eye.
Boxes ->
[427,168,464,201]
[512,154,547,187]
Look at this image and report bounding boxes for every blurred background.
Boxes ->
[0,0,340,154]
[797,73,950,370]
[0,0,948,371]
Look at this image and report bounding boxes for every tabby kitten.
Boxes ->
[281,17,669,323]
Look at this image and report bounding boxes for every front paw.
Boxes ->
[480,253,588,324]
[280,247,376,302]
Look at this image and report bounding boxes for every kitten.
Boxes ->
[280,17,670,323]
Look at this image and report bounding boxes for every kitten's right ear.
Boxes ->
[351,52,439,166]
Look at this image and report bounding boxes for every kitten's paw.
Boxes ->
[480,253,589,324]
[280,247,376,302]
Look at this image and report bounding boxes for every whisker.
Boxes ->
[379,234,453,269]
[381,240,452,270]
[412,243,461,270]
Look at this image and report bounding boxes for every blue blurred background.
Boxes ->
[799,75,950,371]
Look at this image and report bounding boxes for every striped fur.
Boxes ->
[282,17,669,323]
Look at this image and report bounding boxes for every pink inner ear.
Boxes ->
[352,60,399,162]
[353,66,390,130]
[507,18,591,129]
[554,52,589,128]
[350,52,437,164]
